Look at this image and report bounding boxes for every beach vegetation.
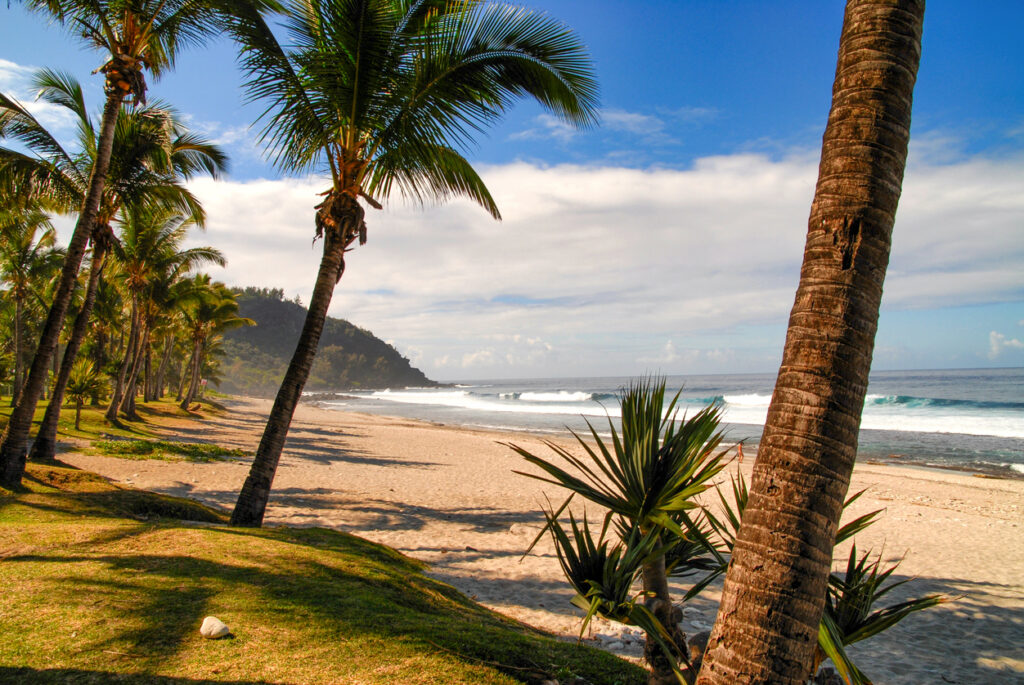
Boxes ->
[0,0,274,488]
[0,460,646,684]
[225,0,599,527]
[90,438,248,462]
[65,359,108,431]
[709,473,946,684]
[507,378,729,684]
[0,69,228,461]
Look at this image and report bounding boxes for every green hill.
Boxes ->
[217,287,436,396]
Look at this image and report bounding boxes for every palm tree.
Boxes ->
[176,275,254,409]
[509,379,728,685]
[226,0,599,527]
[64,358,107,430]
[695,2,926,683]
[0,70,227,460]
[105,206,224,422]
[0,0,265,488]
[0,208,62,405]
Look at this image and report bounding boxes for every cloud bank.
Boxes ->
[183,147,1024,379]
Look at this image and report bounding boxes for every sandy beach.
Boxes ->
[61,397,1023,685]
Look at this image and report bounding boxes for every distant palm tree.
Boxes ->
[177,275,254,409]
[0,70,227,460]
[106,206,224,421]
[65,358,107,430]
[0,0,269,487]
[226,0,599,527]
[695,1,926,683]
[0,209,62,405]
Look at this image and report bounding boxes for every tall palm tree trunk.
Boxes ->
[0,91,122,488]
[154,334,173,399]
[695,2,924,683]
[120,324,149,420]
[106,303,141,423]
[231,198,360,526]
[179,337,203,409]
[29,245,108,462]
[11,298,23,407]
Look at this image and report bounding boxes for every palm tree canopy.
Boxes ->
[227,0,599,220]
[0,70,227,229]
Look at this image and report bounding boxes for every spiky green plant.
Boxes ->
[708,471,946,684]
[65,359,107,430]
[508,378,729,684]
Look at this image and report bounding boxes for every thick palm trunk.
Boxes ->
[231,196,362,526]
[30,245,108,462]
[642,554,689,685]
[695,2,924,683]
[0,91,122,488]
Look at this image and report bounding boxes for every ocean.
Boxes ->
[309,367,1024,479]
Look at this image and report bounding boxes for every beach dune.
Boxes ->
[62,397,1024,685]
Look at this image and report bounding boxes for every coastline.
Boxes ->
[60,396,1024,684]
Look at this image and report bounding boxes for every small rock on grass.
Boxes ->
[200,616,230,639]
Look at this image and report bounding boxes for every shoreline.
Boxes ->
[60,395,1024,684]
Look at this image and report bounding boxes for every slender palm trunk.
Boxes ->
[695,2,924,683]
[106,303,140,422]
[11,297,23,407]
[0,91,122,488]
[231,196,362,526]
[175,356,188,401]
[155,334,173,399]
[179,337,203,409]
[30,245,108,462]
[120,323,148,420]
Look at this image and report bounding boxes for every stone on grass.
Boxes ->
[200,616,230,639]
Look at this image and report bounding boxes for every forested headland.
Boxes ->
[218,287,436,397]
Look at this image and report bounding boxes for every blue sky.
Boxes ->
[2,1,1023,379]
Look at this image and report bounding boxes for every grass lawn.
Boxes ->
[0,462,646,685]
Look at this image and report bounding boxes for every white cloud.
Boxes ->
[989,331,1024,359]
[0,58,82,135]
[184,148,1024,378]
[509,113,579,144]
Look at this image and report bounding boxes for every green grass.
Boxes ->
[90,439,249,462]
[0,463,645,685]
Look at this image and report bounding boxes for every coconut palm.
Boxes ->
[225,0,599,527]
[695,2,926,683]
[0,70,227,460]
[0,208,63,405]
[105,206,224,421]
[0,0,267,487]
[65,358,107,430]
[508,379,729,684]
[176,275,254,409]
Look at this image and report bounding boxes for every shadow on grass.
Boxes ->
[3,521,645,685]
[0,668,277,685]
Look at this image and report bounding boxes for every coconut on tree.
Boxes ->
[224,0,599,526]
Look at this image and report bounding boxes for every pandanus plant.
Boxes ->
[507,378,729,685]
[707,473,946,685]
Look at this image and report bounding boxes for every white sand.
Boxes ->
[61,397,1024,684]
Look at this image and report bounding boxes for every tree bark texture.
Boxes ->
[642,553,689,685]
[231,194,364,526]
[179,338,203,410]
[29,245,108,462]
[695,2,924,683]
[0,91,123,488]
